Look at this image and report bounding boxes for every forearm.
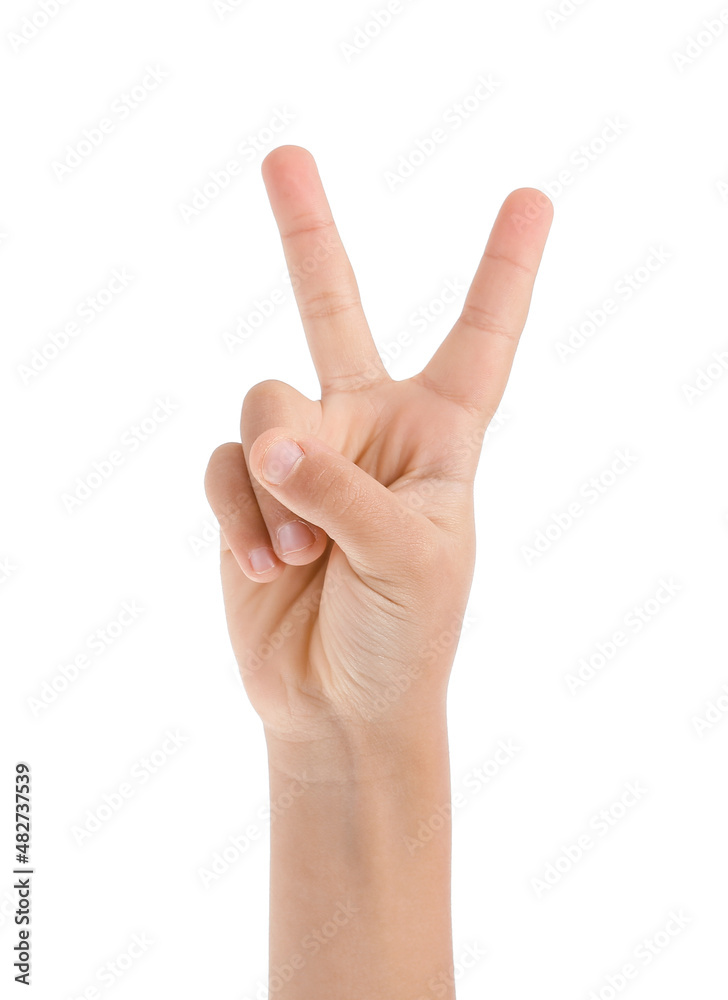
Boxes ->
[264,707,455,1000]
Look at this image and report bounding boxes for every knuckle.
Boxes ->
[321,362,387,393]
[459,302,518,342]
[483,247,536,278]
[242,378,290,416]
[298,288,361,321]
[322,464,366,510]
[309,461,381,523]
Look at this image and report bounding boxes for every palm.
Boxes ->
[206,146,553,733]
[222,379,478,727]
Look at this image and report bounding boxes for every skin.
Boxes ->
[205,145,553,999]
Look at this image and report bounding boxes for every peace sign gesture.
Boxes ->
[205,145,553,743]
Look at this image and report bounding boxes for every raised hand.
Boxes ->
[205,145,553,745]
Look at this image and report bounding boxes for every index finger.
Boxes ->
[261,146,388,394]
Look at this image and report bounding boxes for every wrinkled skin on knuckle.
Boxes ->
[311,461,368,515]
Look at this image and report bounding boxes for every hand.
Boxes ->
[205,145,553,745]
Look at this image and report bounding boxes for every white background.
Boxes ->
[3,0,728,997]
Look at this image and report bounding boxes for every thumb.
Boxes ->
[248,428,438,579]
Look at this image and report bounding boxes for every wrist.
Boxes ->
[264,702,450,786]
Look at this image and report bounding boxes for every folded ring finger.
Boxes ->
[241,379,327,565]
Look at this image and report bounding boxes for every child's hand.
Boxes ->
[205,146,553,745]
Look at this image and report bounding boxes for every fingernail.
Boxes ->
[262,439,303,484]
[249,546,277,574]
[277,520,316,556]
